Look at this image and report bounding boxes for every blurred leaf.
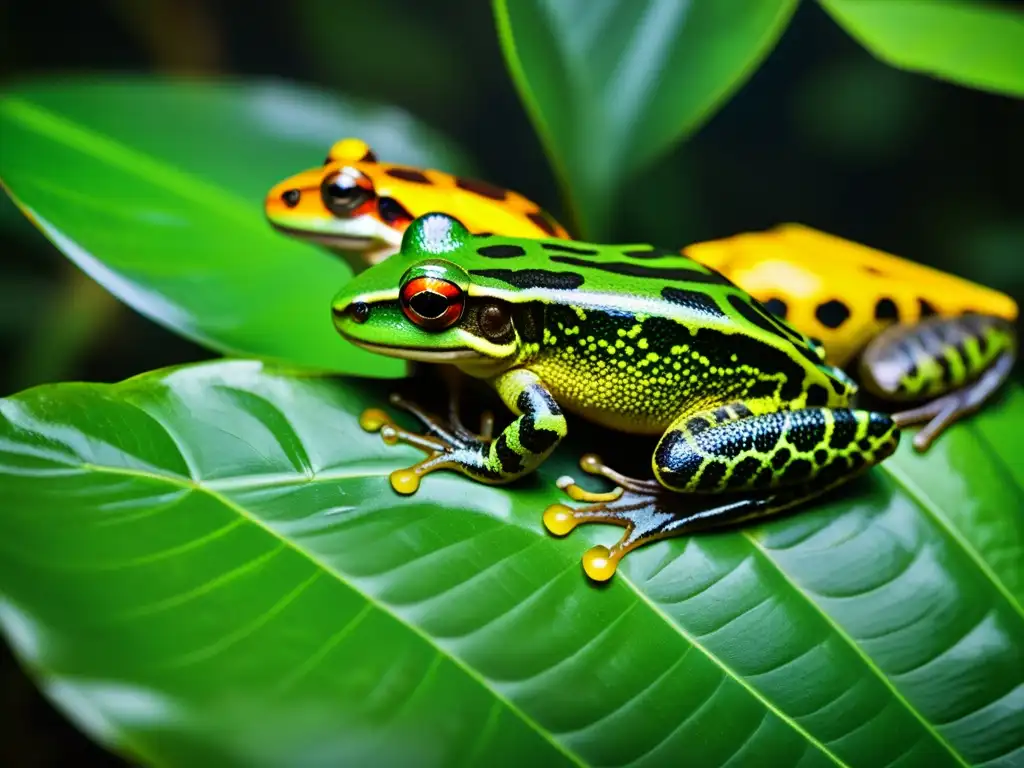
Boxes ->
[0,77,474,377]
[820,0,1024,97]
[793,56,926,160]
[292,1,470,120]
[492,0,800,239]
[1,359,1022,766]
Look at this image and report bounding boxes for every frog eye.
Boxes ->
[399,276,465,331]
[321,170,374,217]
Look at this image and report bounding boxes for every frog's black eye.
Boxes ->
[321,171,373,217]
[378,196,413,226]
[399,276,465,331]
[478,302,512,342]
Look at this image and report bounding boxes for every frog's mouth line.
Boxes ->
[269,221,374,249]
[341,338,481,362]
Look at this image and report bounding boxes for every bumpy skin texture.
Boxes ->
[332,214,902,580]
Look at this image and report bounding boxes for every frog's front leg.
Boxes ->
[545,406,900,581]
[858,313,1016,451]
[362,368,566,494]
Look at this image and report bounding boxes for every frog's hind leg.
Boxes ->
[545,405,900,582]
[858,314,1017,451]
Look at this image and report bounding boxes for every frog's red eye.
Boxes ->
[399,276,465,330]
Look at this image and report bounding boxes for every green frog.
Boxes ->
[332,213,901,581]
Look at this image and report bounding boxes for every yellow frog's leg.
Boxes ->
[545,405,900,582]
[858,313,1017,451]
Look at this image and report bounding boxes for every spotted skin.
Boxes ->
[332,214,900,581]
[265,137,569,269]
[684,223,1018,368]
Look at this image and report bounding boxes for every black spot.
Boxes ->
[829,411,857,449]
[771,447,791,470]
[281,189,301,207]
[874,298,899,321]
[661,287,726,318]
[728,295,792,342]
[361,149,378,162]
[790,412,827,453]
[477,244,527,259]
[805,384,829,407]
[475,232,494,238]
[781,458,812,483]
[378,197,412,224]
[814,449,829,466]
[848,453,867,473]
[518,417,561,454]
[512,304,545,345]
[494,434,522,474]
[697,461,727,491]
[548,255,733,285]
[456,176,507,200]
[815,300,851,329]
[763,298,788,319]
[918,298,939,317]
[754,466,775,488]
[867,412,893,438]
[728,457,762,489]
[857,438,872,452]
[830,377,847,395]
[713,406,732,423]
[623,247,677,259]
[470,269,584,290]
[732,404,754,419]
[527,211,559,236]
[863,265,884,275]
[542,242,598,255]
[385,167,431,184]
[688,417,711,435]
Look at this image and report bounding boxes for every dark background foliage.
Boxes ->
[1,1,1021,764]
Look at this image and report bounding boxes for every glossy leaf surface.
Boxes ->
[0,78,473,377]
[492,0,799,239]
[1,360,1021,767]
[820,0,1024,97]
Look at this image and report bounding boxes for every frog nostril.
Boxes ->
[281,189,301,208]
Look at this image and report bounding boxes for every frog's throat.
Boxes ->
[269,220,377,250]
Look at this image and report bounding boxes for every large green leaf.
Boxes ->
[819,0,1024,97]
[0,77,474,377]
[1,360,1021,767]
[492,0,799,239]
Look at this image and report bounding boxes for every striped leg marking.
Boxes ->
[544,406,900,582]
[858,313,1017,451]
[361,369,566,494]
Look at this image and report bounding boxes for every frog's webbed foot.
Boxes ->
[543,454,683,582]
[360,392,492,495]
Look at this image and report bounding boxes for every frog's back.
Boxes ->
[453,234,855,433]
[686,223,1020,366]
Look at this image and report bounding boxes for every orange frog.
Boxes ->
[265,137,567,270]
